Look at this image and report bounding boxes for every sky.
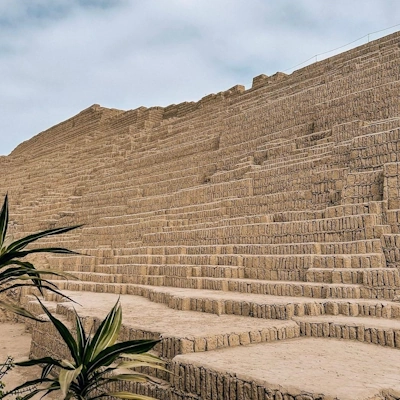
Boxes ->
[0,0,399,155]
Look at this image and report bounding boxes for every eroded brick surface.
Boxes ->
[3,31,400,400]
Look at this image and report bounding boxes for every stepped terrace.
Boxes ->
[2,31,400,400]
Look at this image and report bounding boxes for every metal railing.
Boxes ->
[284,23,400,73]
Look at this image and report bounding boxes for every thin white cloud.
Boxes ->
[0,0,399,155]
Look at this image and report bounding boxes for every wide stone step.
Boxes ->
[51,276,374,299]
[172,337,400,400]
[44,282,400,319]
[46,239,384,263]
[58,269,305,286]
[75,264,245,278]
[306,267,400,285]
[312,253,386,268]
[98,252,385,268]
[25,290,299,359]
[48,252,387,281]
[25,291,400,399]
[293,314,400,349]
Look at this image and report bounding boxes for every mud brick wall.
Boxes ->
[5,30,400,400]
[342,171,384,204]
[384,163,400,209]
[170,359,342,400]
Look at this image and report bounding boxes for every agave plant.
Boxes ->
[0,194,82,320]
[4,299,163,400]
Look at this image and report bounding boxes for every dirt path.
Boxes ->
[0,322,56,399]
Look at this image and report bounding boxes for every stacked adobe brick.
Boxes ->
[3,31,400,399]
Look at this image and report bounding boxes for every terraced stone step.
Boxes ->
[306,267,400,285]
[49,256,390,286]
[311,253,385,268]
[173,337,400,400]
[110,252,386,268]
[57,263,400,288]
[257,151,333,172]
[43,282,400,318]
[294,314,400,349]
[65,264,245,279]
[382,233,400,264]
[143,213,385,246]
[4,30,400,400]
[48,254,388,280]
[56,269,306,285]
[26,289,400,360]
[46,239,384,262]
[52,276,373,299]
[25,291,299,359]
[242,253,386,272]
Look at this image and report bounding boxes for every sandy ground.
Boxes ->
[176,337,400,400]
[0,322,56,399]
[45,291,400,400]
[4,292,400,400]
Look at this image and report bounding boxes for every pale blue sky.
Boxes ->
[0,0,399,155]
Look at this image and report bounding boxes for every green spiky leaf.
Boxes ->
[6,225,83,253]
[0,194,9,248]
[36,297,80,364]
[108,392,158,400]
[0,299,45,322]
[88,339,160,374]
[11,296,163,400]
[14,357,70,369]
[85,299,122,363]
[59,365,83,397]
